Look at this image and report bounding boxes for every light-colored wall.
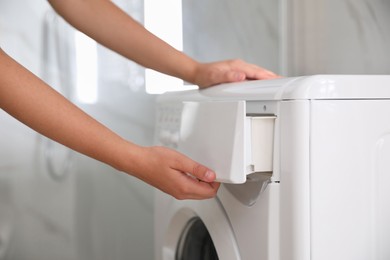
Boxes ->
[182,0,390,77]
[3,0,389,259]
[0,2,79,259]
[283,0,390,76]
[0,0,155,259]
[183,0,280,74]
[72,1,156,258]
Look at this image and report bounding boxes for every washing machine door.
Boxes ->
[161,197,240,260]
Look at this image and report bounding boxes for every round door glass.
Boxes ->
[175,217,219,260]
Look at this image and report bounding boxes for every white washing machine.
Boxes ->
[154,75,390,260]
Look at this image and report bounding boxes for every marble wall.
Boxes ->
[283,0,390,76]
[0,2,78,259]
[182,0,390,77]
[2,0,390,259]
[72,1,156,259]
[183,0,280,74]
[0,0,155,259]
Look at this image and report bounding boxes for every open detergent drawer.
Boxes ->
[178,101,275,184]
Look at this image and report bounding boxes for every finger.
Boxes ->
[208,70,245,86]
[226,71,246,82]
[172,152,217,183]
[226,60,276,80]
[208,181,221,190]
[190,163,217,183]
[176,172,220,199]
[245,66,281,80]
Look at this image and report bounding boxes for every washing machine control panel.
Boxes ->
[155,102,183,148]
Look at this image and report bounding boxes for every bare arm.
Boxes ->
[0,48,219,199]
[1,0,278,200]
[47,0,279,87]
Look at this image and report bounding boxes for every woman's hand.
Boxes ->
[193,59,281,88]
[127,146,220,200]
[1,49,219,200]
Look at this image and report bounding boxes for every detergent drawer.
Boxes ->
[178,101,275,184]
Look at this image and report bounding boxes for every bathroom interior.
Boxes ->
[0,0,390,259]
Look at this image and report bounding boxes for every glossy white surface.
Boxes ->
[219,183,280,260]
[156,100,276,183]
[155,191,241,260]
[179,101,247,183]
[248,116,275,173]
[279,100,311,260]
[160,75,390,101]
[310,100,390,259]
[204,75,390,100]
[155,76,390,260]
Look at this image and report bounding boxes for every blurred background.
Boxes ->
[0,0,389,259]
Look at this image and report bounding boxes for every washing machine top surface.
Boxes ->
[158,75,390,102]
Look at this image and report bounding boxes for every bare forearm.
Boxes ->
[47,0,198,83]
[0,49,136,171]
[0,48,219,199]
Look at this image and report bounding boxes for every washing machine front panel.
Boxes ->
[310,99,390,260]
[155,75,390,260]
[279,100,311,260]
[156,194,241,260]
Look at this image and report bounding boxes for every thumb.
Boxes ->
[191,164,217,183]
